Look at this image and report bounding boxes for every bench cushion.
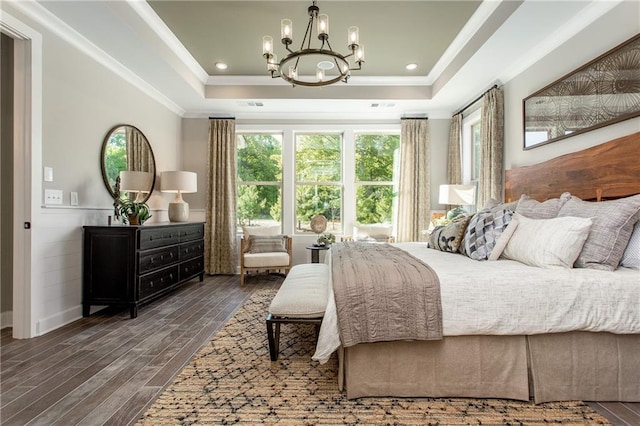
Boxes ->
[244,252,290,268]
[269,263,330,318]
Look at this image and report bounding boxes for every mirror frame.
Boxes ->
[100,124,156,203]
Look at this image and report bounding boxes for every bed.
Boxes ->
[313,132,640,403]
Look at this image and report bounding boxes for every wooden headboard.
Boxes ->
[504,132,640,202]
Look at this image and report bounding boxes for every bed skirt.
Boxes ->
[342,332,640,402]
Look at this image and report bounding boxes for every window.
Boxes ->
[354,134,400,224]
[462,108,482,184]
[295,133,342,234]
[236,133,282,231]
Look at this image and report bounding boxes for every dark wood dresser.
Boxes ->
[82,222,205,318]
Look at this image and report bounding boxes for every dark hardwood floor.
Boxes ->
[1,273,638,426]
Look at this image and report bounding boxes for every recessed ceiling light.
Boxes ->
[406,63,418,71]
[215,62,228,70]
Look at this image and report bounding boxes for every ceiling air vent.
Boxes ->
[238,101,264,107]
[370,103,396,108]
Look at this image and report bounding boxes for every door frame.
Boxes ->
[1,12,42,339]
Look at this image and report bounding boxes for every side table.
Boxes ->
[305,245,330,263]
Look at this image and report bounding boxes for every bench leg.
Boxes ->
[266,314,279,361]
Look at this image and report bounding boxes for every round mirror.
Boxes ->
[100,124,156,203]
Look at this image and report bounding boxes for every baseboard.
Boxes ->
[36,305,82,336]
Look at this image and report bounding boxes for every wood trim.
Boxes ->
[505,132,640,202]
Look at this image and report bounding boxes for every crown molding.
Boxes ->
[206,75,432,87]
[127,0,209,84]
[7,0,185,116]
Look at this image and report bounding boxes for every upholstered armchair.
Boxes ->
[240,226,293,285]
[341,224,395,243]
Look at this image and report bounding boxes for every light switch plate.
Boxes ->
[70,192,78,206]
[45,189,63,205]
[44,167,53,182]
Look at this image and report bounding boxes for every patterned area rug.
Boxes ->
[138,289,609,425]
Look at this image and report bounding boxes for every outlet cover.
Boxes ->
[45,189,63,205]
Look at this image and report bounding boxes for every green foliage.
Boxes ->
[356,185,395,224]
[104,133,127,187]
[237,185,266,226]
[237,134,282,226]
[317,233,336,245]
[355,134,399,182]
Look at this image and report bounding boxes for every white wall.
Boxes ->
[503,1,640,170]
[3,4,183,336]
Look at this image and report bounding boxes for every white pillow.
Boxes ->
[242,225,281,240]
[501,213,592,269]
[488,217,519,261]
[621,222,640,269]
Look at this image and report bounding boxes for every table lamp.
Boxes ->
[161,171,197,222]
[119,171,152,202]
[439,184,476,219]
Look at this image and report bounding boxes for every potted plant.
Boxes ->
[317,233,335,246]
[117,198,152,225]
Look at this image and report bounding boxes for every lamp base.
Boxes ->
[168,201,190,222]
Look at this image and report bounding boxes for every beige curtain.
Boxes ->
[447,114,462,184]
[477,87,504,208]
[205,119,238,275]
[126,127,153,172]
[397,119,430,242]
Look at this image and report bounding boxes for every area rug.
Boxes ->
[138,289,609,425]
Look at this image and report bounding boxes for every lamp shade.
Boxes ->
[161,171,197,193]
[119,171,152,193]
[439,184,476,206]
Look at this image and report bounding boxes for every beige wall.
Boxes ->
[503,0,640,170]
[3,4,183,335]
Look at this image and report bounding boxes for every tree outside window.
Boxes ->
[295,134,342,233]
[355,134,400,224]
[236,133,282,231]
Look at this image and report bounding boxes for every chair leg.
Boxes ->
[240,270,245,286]
[266,314,279,361]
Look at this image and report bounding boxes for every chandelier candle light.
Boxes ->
[262,0,365,87]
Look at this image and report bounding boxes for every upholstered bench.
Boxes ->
[266,263,330,361]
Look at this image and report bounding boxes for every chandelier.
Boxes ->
[262,1,365,87]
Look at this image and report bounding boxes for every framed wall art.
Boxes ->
[523,34,640,150]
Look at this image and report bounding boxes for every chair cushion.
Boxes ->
[243,252,290,268]
[246,235,287,253]
[269,264,330,318]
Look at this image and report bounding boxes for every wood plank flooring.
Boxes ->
[1,273,638,425]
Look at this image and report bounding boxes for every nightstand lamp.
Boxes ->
[161,171,197,222]
[119,171,152,202]
[439,184,476,219]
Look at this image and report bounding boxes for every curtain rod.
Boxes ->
[453,84,498,117]
[400,117,429,120]
[208,116,236,120]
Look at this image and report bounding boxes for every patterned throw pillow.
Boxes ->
[247,235,287,253]
[621,223,640,269]
[462,208,514,260]
[429,216,471,253]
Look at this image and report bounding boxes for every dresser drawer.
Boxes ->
[180,256,204,281]
[180,240,204,261]
[139,228,181,250]
[139,246,179,274]
[139,265,179,299]
[180,224,204,242]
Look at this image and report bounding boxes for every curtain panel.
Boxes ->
[447,114,463,185]
[477,87,504,208]
[397,119,430,242]
[205,119,238,274]
[126,127,153,172]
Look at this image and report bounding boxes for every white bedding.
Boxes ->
[313,242,640,363]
